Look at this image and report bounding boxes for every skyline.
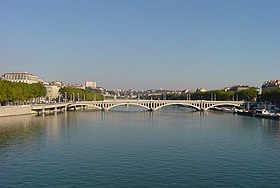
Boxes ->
[1,0,279,90]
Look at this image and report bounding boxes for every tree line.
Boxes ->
[260,89,280,106]
[0,80,46,104]
[186,89,258,101]
[143,88,280,107]
[59,87,104,101]
[0,80,278,106]
[144,88,259,102]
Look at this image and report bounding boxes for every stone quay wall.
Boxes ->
[0,105,36,117]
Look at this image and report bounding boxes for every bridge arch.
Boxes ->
[205,103,242,111]
[107,103,150,111]
[154,103,201,111]
[89,105,103,110]
[74,103,103,110]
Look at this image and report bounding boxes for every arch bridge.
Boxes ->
[78,100,244,111]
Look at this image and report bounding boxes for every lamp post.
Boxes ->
[73,93,75,102]
[48,91,50,103]
[65,92,67,102]
[83,94,85,101]
[77,93,80,102]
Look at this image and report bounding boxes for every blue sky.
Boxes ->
[1,0,279,90]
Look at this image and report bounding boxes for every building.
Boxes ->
[2,72,39,84]
[262,80,280,91]
[49,81,63,87]
[45,85,60,101]
[64,83,84,89]
[229,85,251,91]
[41,81,63,102]
[85,81,97,89]
[196,88,207,92]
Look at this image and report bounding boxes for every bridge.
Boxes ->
[31,100,244,114]
[31,103,88,115]
[77,100,244,111]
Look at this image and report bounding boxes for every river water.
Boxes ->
[1,106,280,187]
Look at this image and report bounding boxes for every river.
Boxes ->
[1,106,280,187]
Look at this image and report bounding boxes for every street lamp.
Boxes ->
[77,93,80,102]
[83,94,85,101]
[65,92,67,102]
[73,93,75,102]
[48,91,51,103]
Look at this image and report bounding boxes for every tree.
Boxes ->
[260,89,280,106]
[59,87,104,101]
[236,88,258,102]
[0,80,46,104]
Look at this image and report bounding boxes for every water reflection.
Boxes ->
[260,118,280,140]
[110,105,148,112]
[0,115,46,150]
[1,109,280,153]
[110,104,197,112]
[1,108,280,187]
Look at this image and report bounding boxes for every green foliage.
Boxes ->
[0,81,46,102]
[183,90,235,101]
[144,88,258,102]
[236,88,258,102]
[260,89,280,106]
[59,87,104,101]
[192,89,258,101]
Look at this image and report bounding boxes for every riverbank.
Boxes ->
[0,105,36,117]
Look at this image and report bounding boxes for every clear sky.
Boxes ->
[1,0,279,90]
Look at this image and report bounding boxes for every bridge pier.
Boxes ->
[149,108,156,112]
[102,108,108,111]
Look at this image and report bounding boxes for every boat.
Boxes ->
[211,107,235,114]
[254,109,280,120]
[222,107,236,114]
[236,109,254,117]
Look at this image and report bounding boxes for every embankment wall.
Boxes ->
[0,105,36,117]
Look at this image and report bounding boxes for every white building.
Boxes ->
[85,81,97,89]
[2,72,39,84]
[45,85,61,101]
